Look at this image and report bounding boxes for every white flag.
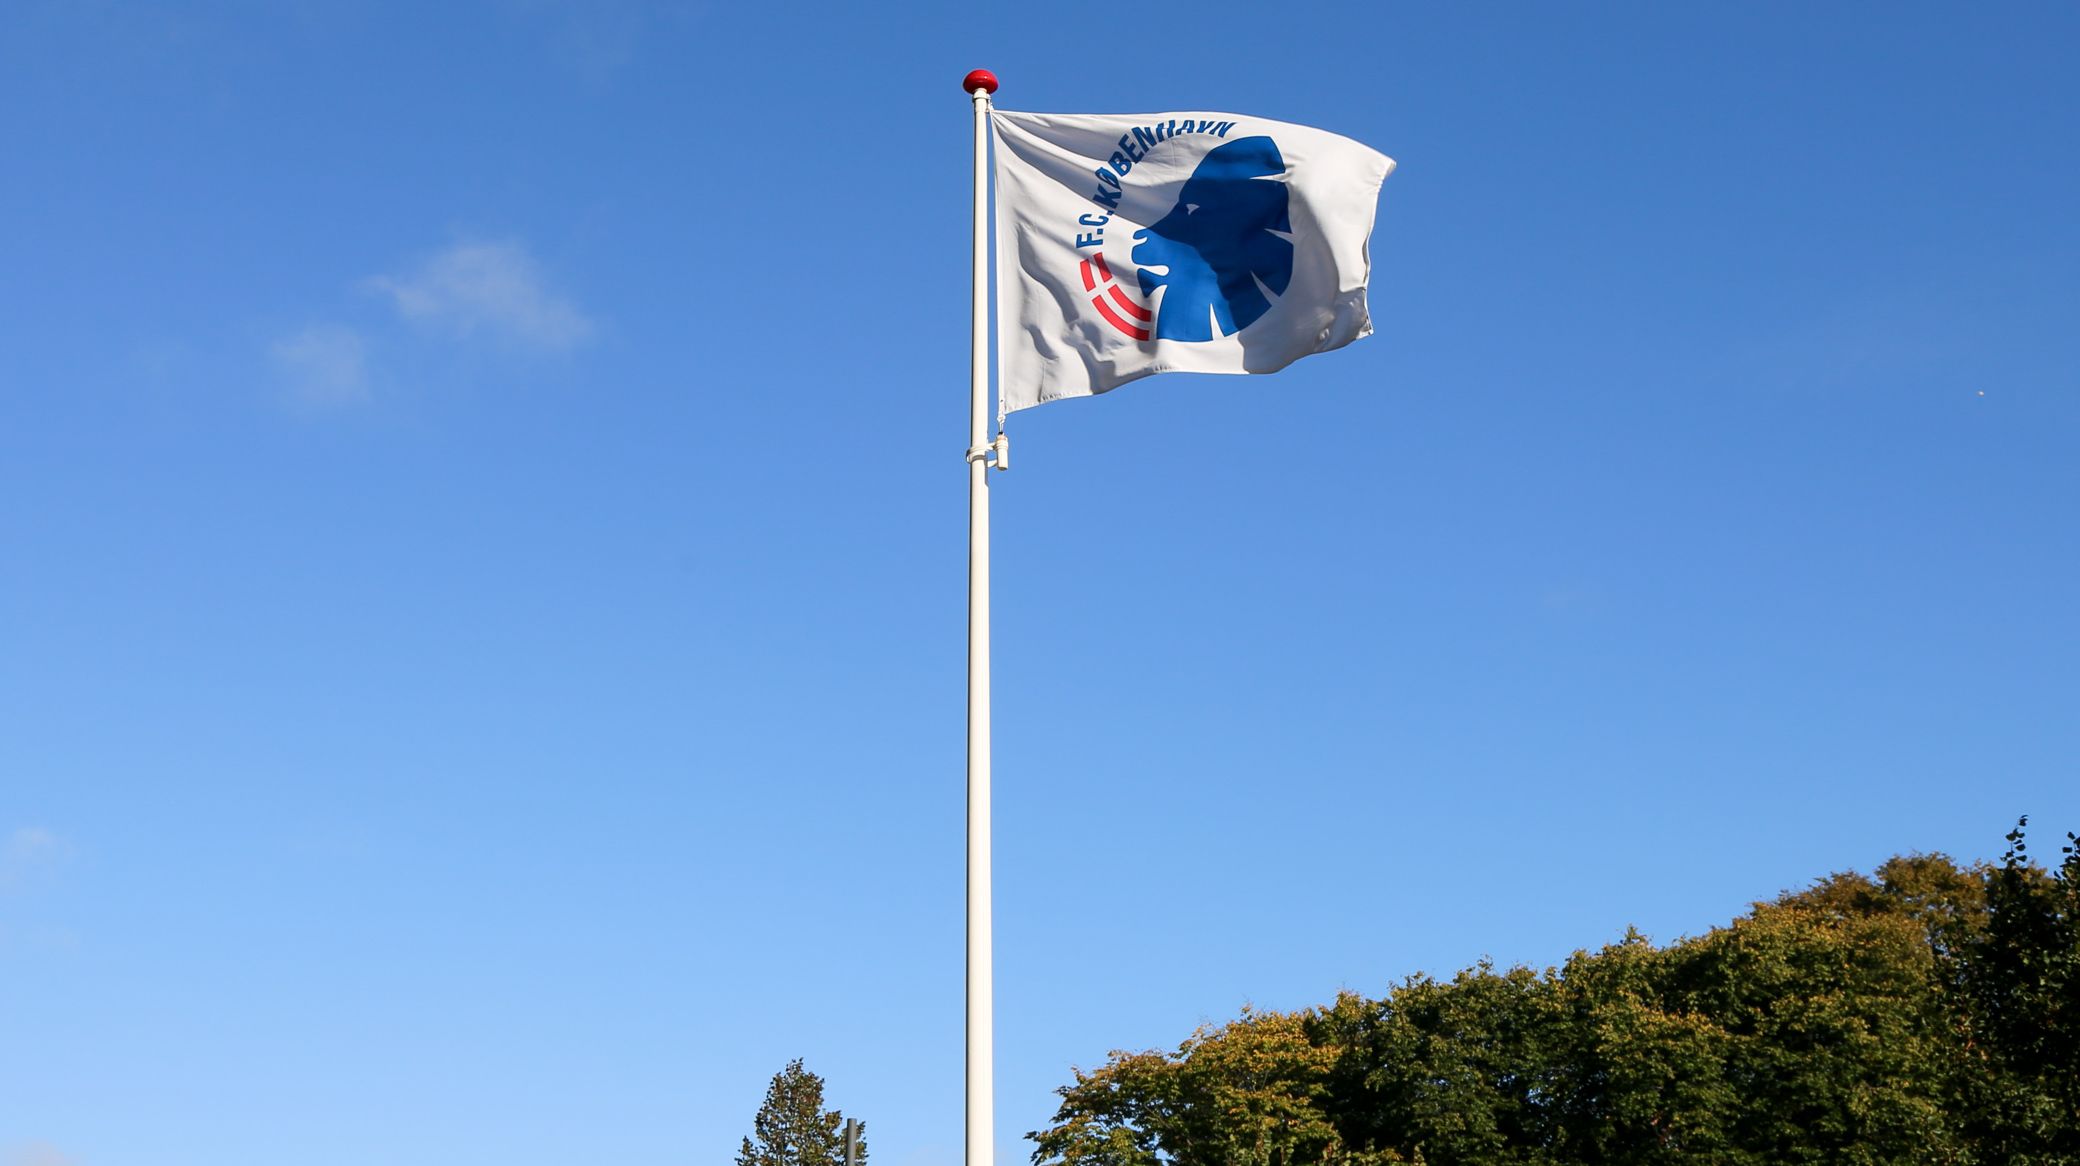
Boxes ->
[992,110,1393,413]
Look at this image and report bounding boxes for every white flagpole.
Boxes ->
[961,65,1001,1166]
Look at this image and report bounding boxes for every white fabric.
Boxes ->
[992,110,1393,414]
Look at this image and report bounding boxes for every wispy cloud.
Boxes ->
[4,1142,81,1166]
[508,0,701,80]
[266,238,592,409]
[364,240,594,352]
[270,323,369,407]
[0,827,66,893]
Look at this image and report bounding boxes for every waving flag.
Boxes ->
[992,110,1393,413]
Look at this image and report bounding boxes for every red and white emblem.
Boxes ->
[1078,253,1153,341]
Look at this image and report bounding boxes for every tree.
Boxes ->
[1030,828,2077,1166]
[739,1059,866,1166]
[1953,818,2080,1163]
[1031,1007,1351,1166]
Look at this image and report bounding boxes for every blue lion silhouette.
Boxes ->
[1132,136,1293,342]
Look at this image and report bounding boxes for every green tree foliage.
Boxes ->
[739,1059,866,1166]
[1954,820,2080,1163]
[1031,823,2079,1166]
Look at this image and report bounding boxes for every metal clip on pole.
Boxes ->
[965,431,1010,472]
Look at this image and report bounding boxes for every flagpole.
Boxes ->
[961,65,1001,1166]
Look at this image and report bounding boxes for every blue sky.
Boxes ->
[3,2,2077,1164]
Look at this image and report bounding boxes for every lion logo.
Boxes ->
[1131,136,1294,342]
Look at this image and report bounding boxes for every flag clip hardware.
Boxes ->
[965,432,1010,472]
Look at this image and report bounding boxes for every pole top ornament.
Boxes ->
[963,69,999,95]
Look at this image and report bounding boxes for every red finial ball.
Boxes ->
[963,69,999,94]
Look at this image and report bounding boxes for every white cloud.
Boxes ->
[0,827,66,892]
[270,323,369,407]
[364,240,594,352]
[5,1142,81,1166]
